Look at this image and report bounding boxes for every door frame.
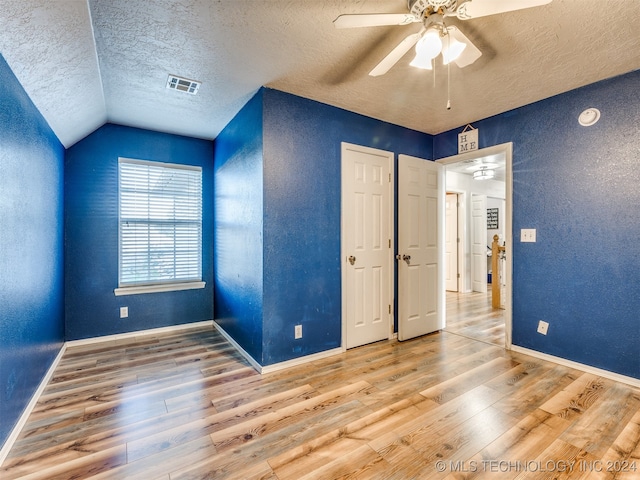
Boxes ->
[445,189,467,292]
[436,143,513,348]
[445,192,460,292]
[471,193,488,294]
[340,142,395,351]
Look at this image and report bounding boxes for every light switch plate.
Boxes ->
[521,229,537,242]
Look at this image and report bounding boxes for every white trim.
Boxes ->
[212,322,344,374]
[4,319,636,469]
[118,157,202,172]
[0,344,66,467]
[2,321,213,466]
[117,158,203,290]
[436,142,513,349]
[212,322,263,372]
[260,348,344,375]
[389,154,396,342]
[511,345,640,388]
[66,320,214,347]
[444,190,468,293]
[114,281,206,296]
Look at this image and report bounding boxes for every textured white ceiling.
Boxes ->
[1,0,639,147]
[1,0,106,146]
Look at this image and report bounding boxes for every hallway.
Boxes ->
[445,291,505,347]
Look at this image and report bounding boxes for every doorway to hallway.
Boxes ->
[436,143,512,348]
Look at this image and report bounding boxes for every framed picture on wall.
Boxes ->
[487,208,499,229]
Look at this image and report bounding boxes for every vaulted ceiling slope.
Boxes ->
[2,0,639,148]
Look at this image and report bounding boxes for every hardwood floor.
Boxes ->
[2,325,639,479]
[445,290,505,347]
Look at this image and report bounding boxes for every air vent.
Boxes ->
[166,74,201,95]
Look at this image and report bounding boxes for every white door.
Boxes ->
[341,143,393,349]
[397,155,444,341]
[445,193,459,292]
[471,193,487,293]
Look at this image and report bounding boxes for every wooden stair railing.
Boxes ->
[491,234,506,309]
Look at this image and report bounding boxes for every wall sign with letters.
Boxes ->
[458,124,478,154]
[487,208,499,229]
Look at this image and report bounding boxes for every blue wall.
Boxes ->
[261,88,432,365]
[262,89,433,365]
[4,53,634,460]
[434,70,640,379]
[213,90,265,362]
[213,87,432,366]
[0,55,65,448]
[64,124,214,340]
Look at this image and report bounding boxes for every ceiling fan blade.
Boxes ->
[333,13,419,29]
[369,30,424,77]
[447,26,482,68]
[455,0,552,20]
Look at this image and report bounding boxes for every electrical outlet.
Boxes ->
[294,324,302,339]
[120,306,128,318]
[521,229,537,242]
[537,320,549,335]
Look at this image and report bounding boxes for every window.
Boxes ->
[115,158,204,296]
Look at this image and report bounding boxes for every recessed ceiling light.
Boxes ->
[578,108,600,126]
[166,74,201,95]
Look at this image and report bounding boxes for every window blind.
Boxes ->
[118,158,202,287]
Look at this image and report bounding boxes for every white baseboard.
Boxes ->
[511,345,640,388]
[1,320,217,467]
[65,320,214,347]
[260,347,344,374]
[212,322,343,374]
[5,327,636,469]
[211,322,263,372]
[0,344,67,467]
[1,319,343,468]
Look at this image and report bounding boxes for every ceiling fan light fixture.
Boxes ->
[341,0,551,76]
[473,167,495,180]
[413,28,442,60]
[442,36,466,65]
[466,162,498,171]
[409,53,434,69]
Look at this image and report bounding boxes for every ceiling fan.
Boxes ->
[334,0,552,77]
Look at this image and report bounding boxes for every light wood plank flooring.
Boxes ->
[2,325,639,479]
[445,291,505,347]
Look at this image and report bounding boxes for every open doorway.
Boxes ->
[436,143,512,348]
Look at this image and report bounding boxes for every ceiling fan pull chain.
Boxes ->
[446,31,452,110]
[432,59,436,87]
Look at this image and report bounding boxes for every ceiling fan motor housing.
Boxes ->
[408,0,459,17]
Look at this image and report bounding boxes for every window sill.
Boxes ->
[114,281,206,296]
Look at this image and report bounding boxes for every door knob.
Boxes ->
[402,254,411,264]
[348,255,356,265]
